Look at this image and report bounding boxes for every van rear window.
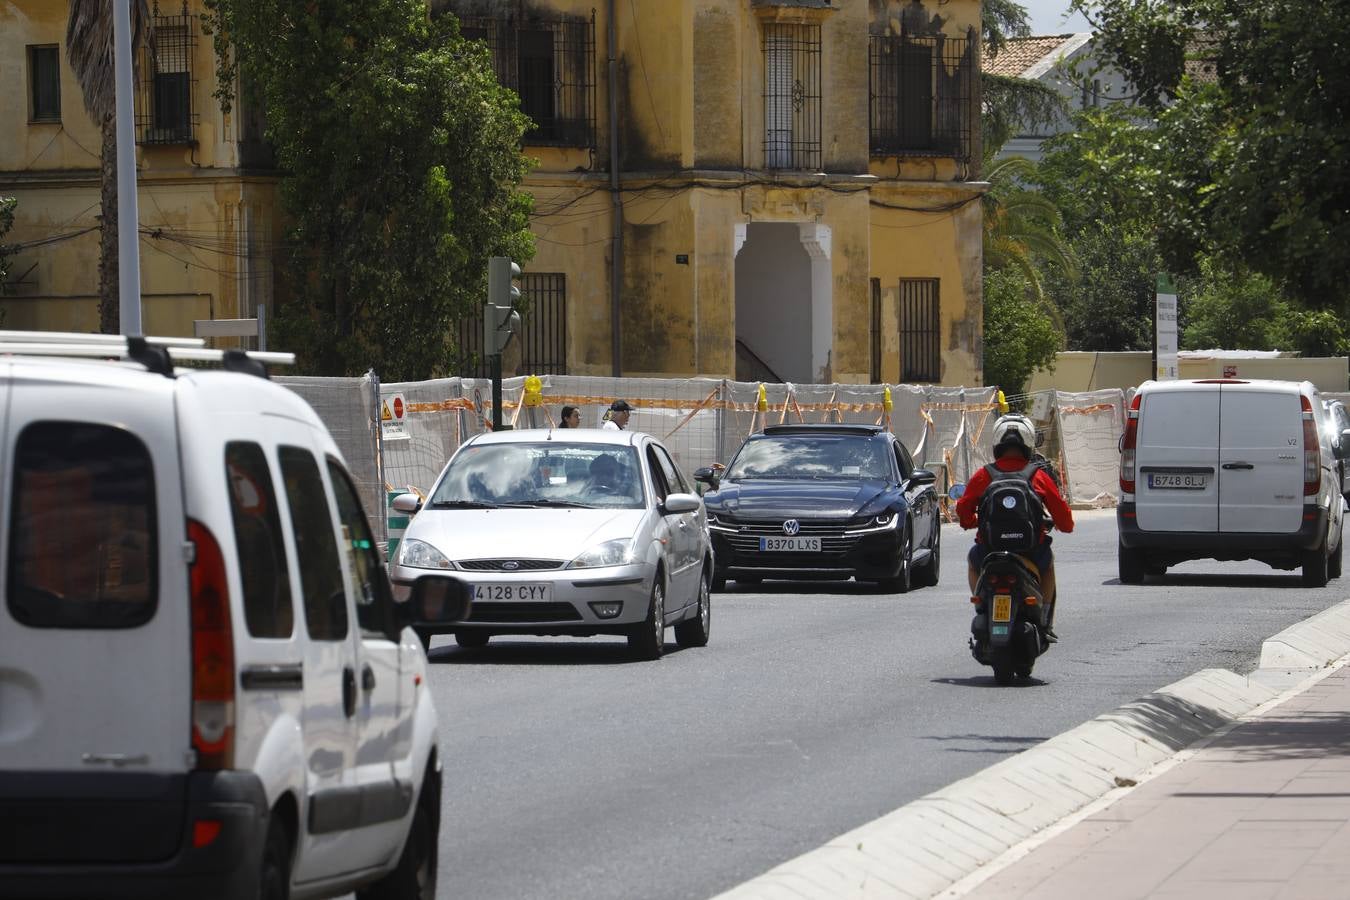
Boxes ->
[7,422,158,628]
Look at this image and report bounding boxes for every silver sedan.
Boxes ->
[389,428,713,659]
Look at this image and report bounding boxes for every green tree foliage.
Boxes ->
[1034,107,1162,350]
[1046,226,1157,351]
[983,155,1078,305]
[1073,0,1350,311]
[203,0,535,379]
[1181,257,1348,357]
[983,268,1063,395]
[0,196,16,324]
[0,197,16,289]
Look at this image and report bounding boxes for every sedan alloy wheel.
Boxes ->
[629,577,665,660]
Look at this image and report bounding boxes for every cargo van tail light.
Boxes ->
[1302,396,1320,496]
[188,519,234,769]
[1120,392,1142,494]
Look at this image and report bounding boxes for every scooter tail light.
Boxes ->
[1024,596,1038,606]
[1302,395,1320,496]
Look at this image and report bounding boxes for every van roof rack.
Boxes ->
[0,330,296,379]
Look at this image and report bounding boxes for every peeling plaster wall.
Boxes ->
[521,0,985,384]
[0,0,279,336]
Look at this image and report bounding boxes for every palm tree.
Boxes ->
[66,0,152,333]
[982,154,1078,320]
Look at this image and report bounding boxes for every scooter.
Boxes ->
[969,550,1051,685]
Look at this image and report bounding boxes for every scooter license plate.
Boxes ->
[993,594,1013,623]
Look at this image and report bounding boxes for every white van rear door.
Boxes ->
[1135,387,1220,532]
[1218,386,1304,533]
[0,370,189,772]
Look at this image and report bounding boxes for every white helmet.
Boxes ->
[991,414,1035,457]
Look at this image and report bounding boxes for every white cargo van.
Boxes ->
[1118,378,1344,586]
[0,332,469,899]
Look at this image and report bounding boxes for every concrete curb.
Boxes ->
[710,600,1350,900]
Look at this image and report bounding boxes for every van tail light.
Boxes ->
[1120,392,1142,495]
[188,519,234,769]
[1302,395,1320,496]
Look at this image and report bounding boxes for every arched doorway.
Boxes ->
[733,222,832,383]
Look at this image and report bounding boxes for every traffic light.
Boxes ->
[484,256,522,356]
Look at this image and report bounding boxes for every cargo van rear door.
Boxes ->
[1135,387,1220,532]
[0,371,189,775]
[1218,386,1304,533]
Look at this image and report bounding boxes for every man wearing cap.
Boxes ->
[603,399,633,430]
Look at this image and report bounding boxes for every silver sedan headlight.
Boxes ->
[398,538,455,570]
[568,538,638,569]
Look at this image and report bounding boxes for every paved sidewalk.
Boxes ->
[953,662,1350,900]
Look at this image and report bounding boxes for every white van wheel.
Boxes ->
[1303,545,1330,588]
[1118,540,1145,585]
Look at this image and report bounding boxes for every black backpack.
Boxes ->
[977,462,1045,554]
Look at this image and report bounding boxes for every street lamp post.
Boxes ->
[114,0,143,336]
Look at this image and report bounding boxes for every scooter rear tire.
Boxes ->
[992,649,1016,686]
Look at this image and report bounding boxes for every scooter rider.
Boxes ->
[957,414,1075,638]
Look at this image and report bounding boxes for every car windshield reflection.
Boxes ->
[431,442,646,509]
[723,436,891,481]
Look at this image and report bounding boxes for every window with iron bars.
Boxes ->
[455,273,568,377]
[868,28,974,162]
[899,278,940,383]
[762,22,822,171]
[456,12,596,149]
[136,2,197,145]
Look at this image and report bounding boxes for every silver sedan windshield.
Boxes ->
[430,442,646,509]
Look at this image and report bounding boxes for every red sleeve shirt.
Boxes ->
[956,456,1075,536]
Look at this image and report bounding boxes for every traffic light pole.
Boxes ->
[484,256,521,431]
[490,353,504,431]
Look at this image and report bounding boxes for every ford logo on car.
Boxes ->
[501,560,520,570]
[782,519,800,536]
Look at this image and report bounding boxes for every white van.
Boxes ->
[1118,378,1345,586]
[0,333,468,899]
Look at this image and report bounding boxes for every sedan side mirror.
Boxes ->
[693,467,720,489]
[391,492,422,514]
[401,575,472,627]
[663,492,701,514]
[908,469,937,487]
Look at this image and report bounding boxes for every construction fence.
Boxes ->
[277,373,1128,544]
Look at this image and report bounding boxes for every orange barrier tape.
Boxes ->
[662,386,721,440]
[1059,403,1118,415]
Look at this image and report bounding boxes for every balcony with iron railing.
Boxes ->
[868,28,976,163]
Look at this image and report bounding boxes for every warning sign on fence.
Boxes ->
[381,392,410,442]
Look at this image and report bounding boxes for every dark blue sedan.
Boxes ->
[694,424,941,593]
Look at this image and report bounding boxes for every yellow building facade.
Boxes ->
[0,0,276,339]
[448,0,986,385]
[2,0,985,383]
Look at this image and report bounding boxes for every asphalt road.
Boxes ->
[427,509,1348,900]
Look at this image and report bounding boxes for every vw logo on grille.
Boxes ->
[782,519,800,536]
[501,560,521,570]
